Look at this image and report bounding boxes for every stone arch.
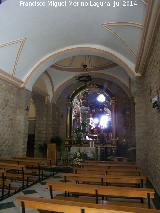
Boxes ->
[22,45,138,90]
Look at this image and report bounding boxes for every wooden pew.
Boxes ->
[106,171,142,176]
[83,160,136,164]
[0,162,26,170]
[81,163,139,169]
[18,161,44,181]
[13,158,53,179]
[0,163,26,186]
[77,167,142,172]
[13,157,52,166]
[16,196,160,213]
[0,169,22,199]
[0,159,47,181]
[84,160,135,165]
[48,182,155,208]
[0,158,54,185]
[0,170,11,199]
[63,173,146,187]
[1,158,56,179]
[75,168,142,176]
[0,162,36,188]
[75,169,105,175]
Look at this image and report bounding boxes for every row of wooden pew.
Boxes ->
[71,161,145,187]
[0,157,55,200]
[16,196,160,213]
[63,173,146,187]
[15,160,160,213]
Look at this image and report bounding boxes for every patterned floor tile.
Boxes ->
[0,174,63,213]
[0,202,15,210]
[23,190,37,195]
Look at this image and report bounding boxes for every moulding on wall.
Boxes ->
[136,0,160,74]
[0,68,23,87]
[102,22,143,58]
[0,37,27,76]
[106,22,144,29]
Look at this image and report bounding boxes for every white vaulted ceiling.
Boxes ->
[0,0,156,90]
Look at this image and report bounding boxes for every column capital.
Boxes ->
[111,97,116,105]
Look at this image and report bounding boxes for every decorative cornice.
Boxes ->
[136,0,160,74]
[0,37,27,76]
[106,22,144,29]
[102,22,143,58]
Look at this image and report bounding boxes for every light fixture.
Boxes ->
[77,75,92,82]
[97,94,106,102]
[93,117,99,124]
[76,64,92,83]
[99,114,111,129]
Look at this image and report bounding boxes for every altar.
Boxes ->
[70,144,117,160]
[70,146,96,158]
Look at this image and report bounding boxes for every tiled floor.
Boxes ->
[0,174,64,213]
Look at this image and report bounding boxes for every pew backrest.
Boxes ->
[13,157,51,166]
[63,173,146,185]
[75,168,142,176]
[16,196,160,213]
[0,162,26,171]
[48,182,155,199]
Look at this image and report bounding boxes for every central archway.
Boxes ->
[71,84,113,144]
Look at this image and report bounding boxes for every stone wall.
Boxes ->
[135,77,148,169]
[0,78,31,158]
[32,92,59,157]
[0,78,59,158]
[135,27,160,193]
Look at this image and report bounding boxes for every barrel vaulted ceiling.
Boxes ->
[0,0,159,90]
